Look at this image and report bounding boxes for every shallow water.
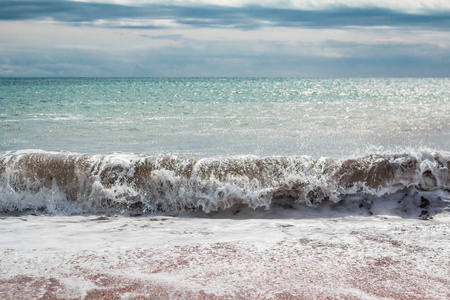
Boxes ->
[1,212,449,299]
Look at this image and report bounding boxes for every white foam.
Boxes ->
[0,209,449,298]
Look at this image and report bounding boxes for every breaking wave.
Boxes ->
[0,149,449,215]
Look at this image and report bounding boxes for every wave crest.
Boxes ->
[0,150,449,214]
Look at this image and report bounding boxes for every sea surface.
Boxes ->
[1,77,449,215]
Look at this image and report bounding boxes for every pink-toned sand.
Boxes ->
[0,214,449,299]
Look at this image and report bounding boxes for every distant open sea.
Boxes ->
[1,77,449,214]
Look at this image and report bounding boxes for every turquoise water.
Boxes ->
[1,77,449,157]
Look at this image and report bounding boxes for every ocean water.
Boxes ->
[1,77,449,215]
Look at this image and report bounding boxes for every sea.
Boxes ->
[1,78,450,299]
[0,77,449,215]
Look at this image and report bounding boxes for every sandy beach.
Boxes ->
[1,208,449,300]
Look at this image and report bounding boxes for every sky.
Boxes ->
[0,0,450,77]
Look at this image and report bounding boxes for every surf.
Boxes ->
[1,149,448,216]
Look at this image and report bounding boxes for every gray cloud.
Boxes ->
[2,33,449,77]
[1,0,449,29]
[140,34,184,41]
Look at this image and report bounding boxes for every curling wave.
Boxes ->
[0,150,449,214]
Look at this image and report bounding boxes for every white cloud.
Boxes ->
[71,0,450,13]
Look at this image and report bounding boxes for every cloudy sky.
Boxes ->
[1,0,449,77]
